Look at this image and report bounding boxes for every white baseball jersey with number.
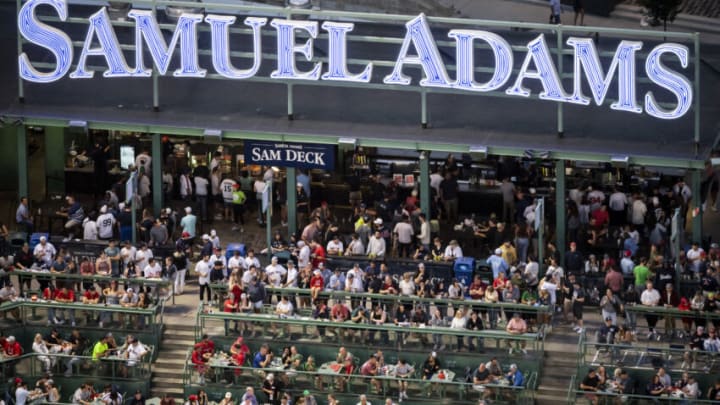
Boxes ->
[220,179,237,203]
[96,213,116,239]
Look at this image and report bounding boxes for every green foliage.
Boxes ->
[639,0,683,30]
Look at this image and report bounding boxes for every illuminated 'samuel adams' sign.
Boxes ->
[18,0,693,119]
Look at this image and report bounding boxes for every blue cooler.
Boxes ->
[225,243,246,259]
[29,232,49,251]
[453,257,476,293]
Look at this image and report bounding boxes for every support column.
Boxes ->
[555,159,566,267]
[17,125,28,200]
[152,133,162,215]
[45,127,65,195]
[419,154,430,219]
[286,167,297,238]
[691,169,703,243]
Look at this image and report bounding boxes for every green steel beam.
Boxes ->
[286,167,297,238]
[44,126,66,196]
[11,118,706,170]
[152,133,162,215]
[17,125,28,200]
[555,160,566,268]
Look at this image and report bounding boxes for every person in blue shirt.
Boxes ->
[253,344,273,369]
[487,248,509,279]
[506,363,524,387]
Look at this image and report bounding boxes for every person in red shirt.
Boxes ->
[228,336,250,378]
[43,284,62,325]
[336,357,355,392]
[194,334,215,356]
[468,275,487,300]
[82,288,100,304]
[55,286,77,326]
[191,345,208,385]
[223,293,239,333]
[310,269,324,301]
[592,205,610,229]
[3,335,22,375]
[310,241,326,269]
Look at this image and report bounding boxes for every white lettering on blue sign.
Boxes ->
[270,19,322,80]
[644,43,692,120]
[448,29,513,92]
[321,21,372,82]
[70,7,133,78]
[127,10,205,77]
[383,14,452,87]
[15,0,697,120]
[506,34,570,102]
[205,15,267,79]
[18,0,73,83]
[566,38,642,113]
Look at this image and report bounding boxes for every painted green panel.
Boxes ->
[45,126,66,195]
[0,126,19,191]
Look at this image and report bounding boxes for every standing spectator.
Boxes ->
[571,280,586,333]
[608,188,628,228]
[231,183,246,233]
[180,207,197,239]
[194,174,209,222]
[439,173,459,223]
[630,195,647,236]
[16,196,33,233]
[599,289,621,325]
[393,215,414,258]
[564,242,583,276]
[640,281,661,338]
[500,177,515,224]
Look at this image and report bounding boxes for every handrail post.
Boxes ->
[287,83,294,120]
[693,32,700,157]
[16,0,24,102]
[421,89,428,128]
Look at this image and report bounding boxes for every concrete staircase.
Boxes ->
[150,322,196,398]
[534,324,583,405]
[611,3,720,35]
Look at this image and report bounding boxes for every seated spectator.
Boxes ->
[597,317,618,345]
[360,355,382,394]
[0,282,20,320]
[472,362,496,399]
[32,333,54,374]
[506,313,528,354]
[646,374,665,397]
[579,368,601,405]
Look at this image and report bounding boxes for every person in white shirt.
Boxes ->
[393,216,415,258]
[33,236,56,267]
[429,170,443,196]
[620,251,635,276]
[366,231,386,258]
[194,175,210,221]
[540,274,559,306]
[220,177,238,222]
[143,257,162,278]
[135,150,151,175]
[254,178,267,224]
[346,265,365,293]
[227,250,245,271]
[32,333,54,373]
[704,329,720,353]
[443,240,463,261]
[296,241,310,268]
[398,273,416,296]
[134,245,153,273]
[587,187,605,212]
[209,247,227,278]
[243,249,261,270]
[284,261,298,288]
[417,213,431,250]
[209,229,221,250]
[630,195,647,229]
[96,205,115,240]
[179,172,193,201]
[686,242,705,273]
[120,338,147,378]
[608,188,628,226]
[265,257,287,287]
[121,241,137,273]
[326,236,344,256]
[345,234,365,256]
[83,217,98,241]
[195,256,211,304]
[640,281,661,337]
[273,295,294,336]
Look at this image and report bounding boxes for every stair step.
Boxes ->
[153,370,190,378]
[154,357,190,367]
[159,342,194,351]
[152,377,185,386]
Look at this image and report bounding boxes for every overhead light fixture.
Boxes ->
[68,120,87,128]
[418,151,427,160]
[711,157,720,166]
[338,137,357,145]
[468,145,488,154]
[610,155,629,164]
[203,129,223,144]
